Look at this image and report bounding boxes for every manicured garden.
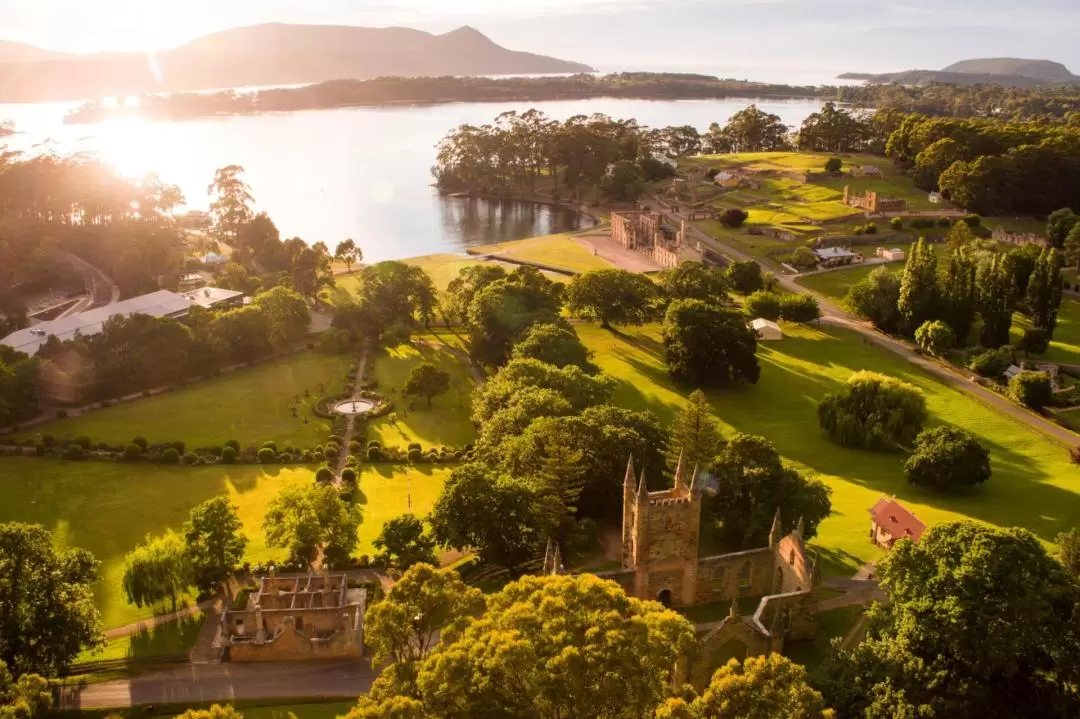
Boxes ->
[576,322,1080,575]
[367,336,476,450]
[18,350,354,449]
[0,458,448,629]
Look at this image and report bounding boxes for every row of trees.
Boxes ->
[847,226,1063,353]
[838,81,1080,121]
[0,346,40,428]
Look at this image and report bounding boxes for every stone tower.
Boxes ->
[621,451,702,606]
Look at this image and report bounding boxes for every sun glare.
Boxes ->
[102,96,119,108]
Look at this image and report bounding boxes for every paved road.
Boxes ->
[653,198,1079,448]
[61,660,374,710]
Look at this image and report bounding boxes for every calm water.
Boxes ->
[0,97,826,262]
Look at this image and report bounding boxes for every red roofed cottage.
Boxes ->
[868,496,926,550]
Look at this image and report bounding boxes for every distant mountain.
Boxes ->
[839,57,1079,88]
[0,23,594,103]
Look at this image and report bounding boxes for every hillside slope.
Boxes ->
[0,23,594,103]
[942,58,1075,82]
[840,57,1079,88]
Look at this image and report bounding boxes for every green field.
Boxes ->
[797,264,900,301]
[75,613,205,664]
[576,322,1080,576]
[1012,298,1080,367]
[19,351,354,449]
[467,232,613,273]
[0,459,448,629]
[368,336,476,449]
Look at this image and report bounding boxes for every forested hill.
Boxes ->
[63,74,827,124]
[840,58,1079,89]
[0,23,593,103]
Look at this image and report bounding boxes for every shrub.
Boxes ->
[1019,328,1050,356]
[261,441,278,454]
[315,466,334,483]
[328,434,344,446]
[221,446,237,464]
[358,555,371,568]
[348,440,361,455]
[905,426,991,491]
[325,446,339,460]
[124,443,142,460]
[301,450,313,463]
[34,443,45,457]
[744,291,782,321]
[96,441,110,451]
[341,468,357,485]
[1009,370,1053,410]
[407,448,423,462]
[789,246,818,270]
[407,442,422,453]
[63,445,85,460]
[890,217,904,230]
[779,294,821,323]
[132,436,148,451]
[937,217,952,228]
[968,346,1013,378]
[162,448,180,464]
[367,446,382,461]
[863,222,878,235]
[171,440,186,454]
[42,434,55,447]
[257,447,278,464]
[853,226,865,236]
[367,440,382,450]
[817,371,927,451]
[313,450,325,462]
[182,451,199,465]
[824,157,843,173]
[224,439,240,452]
[915,320,956,357]
[962,214,981,228]
[718,208,749,228]
[74,436,92,450]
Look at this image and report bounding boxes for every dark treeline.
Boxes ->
[64,73,828,124]
[839,82,1080,121]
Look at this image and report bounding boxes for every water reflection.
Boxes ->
[438,196,595,249]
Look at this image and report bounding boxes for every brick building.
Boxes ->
[610,210,704,269]
[842,186,906,214]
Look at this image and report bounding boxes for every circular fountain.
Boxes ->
[332,398,377,416]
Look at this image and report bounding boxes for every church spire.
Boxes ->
[795,516,805,540]
[624,454,636,491]
[769,508,783,549]
[637,468,649,502]
[673,448,687,493]
[728,598,740,619]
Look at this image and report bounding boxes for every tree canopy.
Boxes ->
[565,269,659,328]
[183,497,247,594]
[121,531,190,609]
[373,515,439,571]
[817,371,927,451]
[510,322,595,372]
[403,364,451,408]
[666,390,724,474]
[662,299,760,387]
[262,484,361,566]
[905,426,992,491]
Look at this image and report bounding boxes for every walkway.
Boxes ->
[651,196,1079,448]
[335,347,370,476]
[104,599,216,640]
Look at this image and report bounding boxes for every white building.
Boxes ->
[876,247,906,262]
[751,318,783,341]
[1,288,244,356]
[651,153,677,169]
[928,192,943,204]
[813,246,861,267]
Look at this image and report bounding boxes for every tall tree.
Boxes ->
[1057,527,1080,578]
[373,515,439,571]
[720,105,790,152]
[655,261,729,304]
[798,102,870,153]
[977,254,1017,348]
[818,522,1080,719]
[1027,247,1064,337]
[207,165,254,242]
[510,322,595,372]
[666,390,724,473]
[940,244,978,343]
[1046,208,1079,249]
[183,497,247,594]
[897,238,939,335]
[251,286,310,350]
[845,266,902,334]
[403,364,451,408]
[662,299,760,387]
[0,523,103,677]
[262,484,361,567]
[566,269,658,328]
[707,434,832,549]
[334,238,361,273]
[121,531,190,609]
[1064,224,1080,272]
[659,655,835,719]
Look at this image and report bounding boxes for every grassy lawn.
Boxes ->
[797,264,900,302]
[74,613,205,665]
[0,459,448,629]
[18,351,354,449]
[1011,298,1080,366]
[784,605,864,670]
[467,232,613,273]
[577,322,1080,576]
[368,335,476,450]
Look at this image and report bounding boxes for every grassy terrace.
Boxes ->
[0,459,448,629]
[20,350,353,449]
[466,232,612,273]
[577,322,1080,576]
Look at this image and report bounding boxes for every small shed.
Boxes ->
[928,191,943,204]
[1003,364,1024,381]
[751,318,783,341]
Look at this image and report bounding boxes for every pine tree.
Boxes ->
[534,425,587,539]
[978,254,1016,348]
[897,238,939,336]
[1065,224,1080,272]
[941,246,978,344]
[666,390,724,473]
[1028,248,1064,337]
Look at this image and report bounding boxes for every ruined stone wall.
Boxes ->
[690,619,773,689]
[755,591,817,642]
[693,549,774,604]
[644,567,688,600]
[229,623,362,662]
[594,569,635,595]
[774,536,812,594]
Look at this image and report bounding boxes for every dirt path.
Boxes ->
[654,196,1079,448]
[334,347,370,476]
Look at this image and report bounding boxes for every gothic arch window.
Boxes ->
[789,549,796,566]
[739,561,752,590]
[710,565,726,596]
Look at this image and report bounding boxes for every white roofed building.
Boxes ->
[751,318,783,341]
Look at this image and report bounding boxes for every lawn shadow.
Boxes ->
[126,613,205,660]
[369,463,397,479]
[609,326,665,357]
[811,545,864,578]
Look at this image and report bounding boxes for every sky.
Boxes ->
[2,0,1078,81]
